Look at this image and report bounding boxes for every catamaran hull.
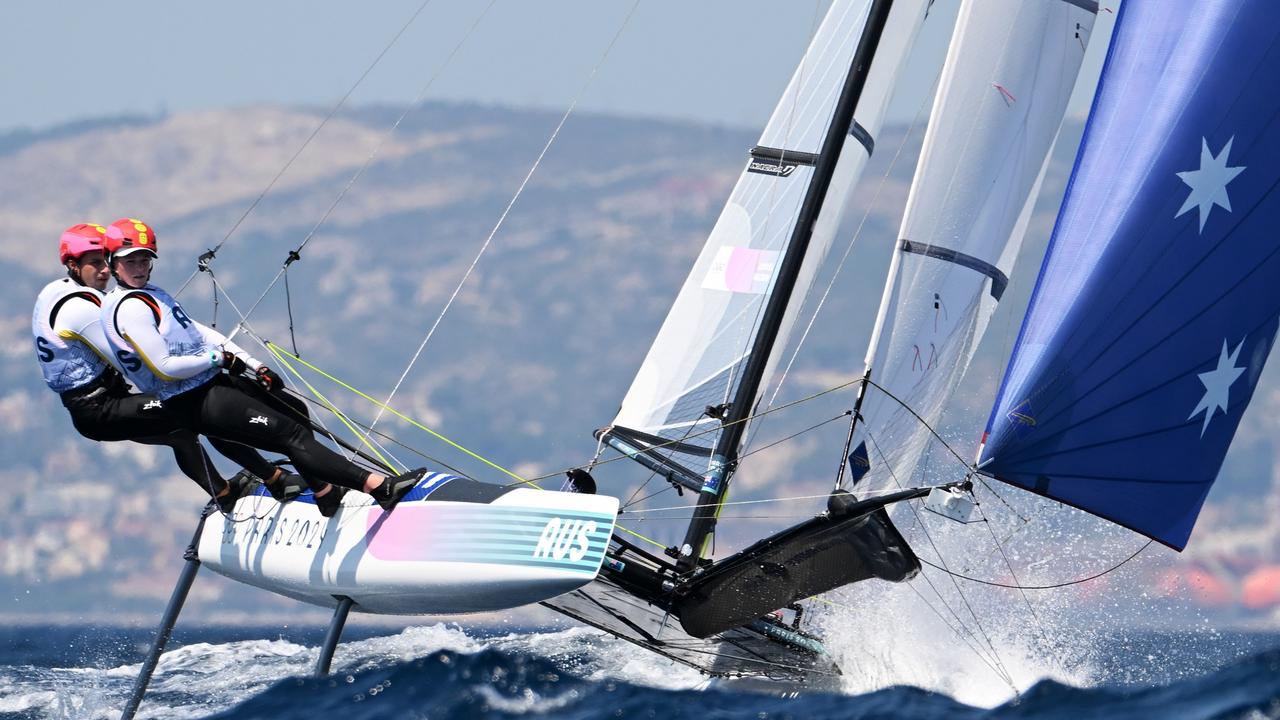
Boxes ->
[198,487,619,615]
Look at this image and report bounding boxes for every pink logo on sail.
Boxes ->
[702,246,779,295]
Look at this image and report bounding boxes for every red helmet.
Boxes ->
[59,223,108,264]
[104,218,158,259]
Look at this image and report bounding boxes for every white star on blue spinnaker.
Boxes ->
[1188,337,1247,437]
[1175,137,1245,233]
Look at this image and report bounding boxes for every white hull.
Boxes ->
[198,486,619,615]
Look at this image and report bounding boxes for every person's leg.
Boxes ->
[131,431,225,497]
[65,392,227,493]
[168,377,424,510]
[192,381,371,491]
[226,376,338,504]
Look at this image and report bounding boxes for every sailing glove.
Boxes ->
[256,366,284,392]
[218,350,247,376]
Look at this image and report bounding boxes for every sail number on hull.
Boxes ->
[221,514,327,552]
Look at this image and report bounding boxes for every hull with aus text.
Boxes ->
[197,481,620,615]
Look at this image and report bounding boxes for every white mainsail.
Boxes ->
[848,0,1098,490]
[612,0,932,460]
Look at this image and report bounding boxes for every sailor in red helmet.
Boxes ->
[31,223,277,512]
[99,218,427,514]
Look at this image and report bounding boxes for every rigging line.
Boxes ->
[903,580,1017,694]
[954,484,1034,576]
[862,430,1013,680]
[863,377,973,470]
[224,0,499,343]
[614,524,667,550]
[757,49,943,428]
[627,489,904,515]
[718,0,827,445]
[263,341,536,487]
[622,417,702,511]
[283,268,300,357]
[618,409,845,512]
[974,496,1052,652]
[267,344,403,473]
[621,485,683,511]
[622,514,817,521]
[525,375,864,483]
[919,540,1152,590]
[280,387,468,477]
[204,267,371,469]
[174,0,438,298]
[738,411,848,461]
[204,269,401,473]
[816,586,1016,693]
[974,475,1031,524]
[363,0,642,442]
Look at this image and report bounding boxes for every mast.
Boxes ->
[677,0,897,572]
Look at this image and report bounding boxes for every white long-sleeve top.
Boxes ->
[32,278,115,393]
[101,283,261,399]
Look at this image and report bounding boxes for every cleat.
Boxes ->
[265,471,306,503]
[307,479,347,518]
[370,468,429,512]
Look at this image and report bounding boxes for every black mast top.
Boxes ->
[677,0,897,572]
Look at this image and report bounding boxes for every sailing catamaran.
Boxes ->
[544,0,1099,679]
[123,0,1280,714]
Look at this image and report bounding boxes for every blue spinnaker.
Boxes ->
[979,0,1280,550]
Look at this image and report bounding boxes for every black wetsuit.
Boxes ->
[59,369,280,495]
[162,374,370,492]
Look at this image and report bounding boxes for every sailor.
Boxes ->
[32,223,298,512]
[99,218,427,512]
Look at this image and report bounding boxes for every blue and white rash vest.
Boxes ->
[101,283,259,399]
[32,278,114,393]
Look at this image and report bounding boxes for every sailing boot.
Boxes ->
[306,478,347,518]
[370,468,429,512]
[264,470,306,503]
[216,470,256,514]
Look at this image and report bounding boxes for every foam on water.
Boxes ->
[3,616,1277,718]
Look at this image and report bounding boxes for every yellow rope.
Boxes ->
[615,525,667,550]
[266,342,538,489]
[267,347,402,473]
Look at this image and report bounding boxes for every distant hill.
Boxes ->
[2,103,1276,625]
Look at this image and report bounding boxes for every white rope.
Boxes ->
[625,486,915,515]
[176,0,438,298]
[763,66,944,415]
[205,271,406,472]
[363,0,643,438]
[224,0,499,345]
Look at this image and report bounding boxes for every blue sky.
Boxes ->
[3,0,1070,134]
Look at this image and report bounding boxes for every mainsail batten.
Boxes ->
[980,0,1280,550]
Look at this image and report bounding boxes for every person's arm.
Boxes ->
[193,321,263,371]
[53,295,118,369]
[116,296,219,380]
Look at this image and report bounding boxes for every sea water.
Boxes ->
[2,623,1278,719]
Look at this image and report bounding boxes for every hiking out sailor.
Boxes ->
[99,218,427,513]
[31,223,297,512]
